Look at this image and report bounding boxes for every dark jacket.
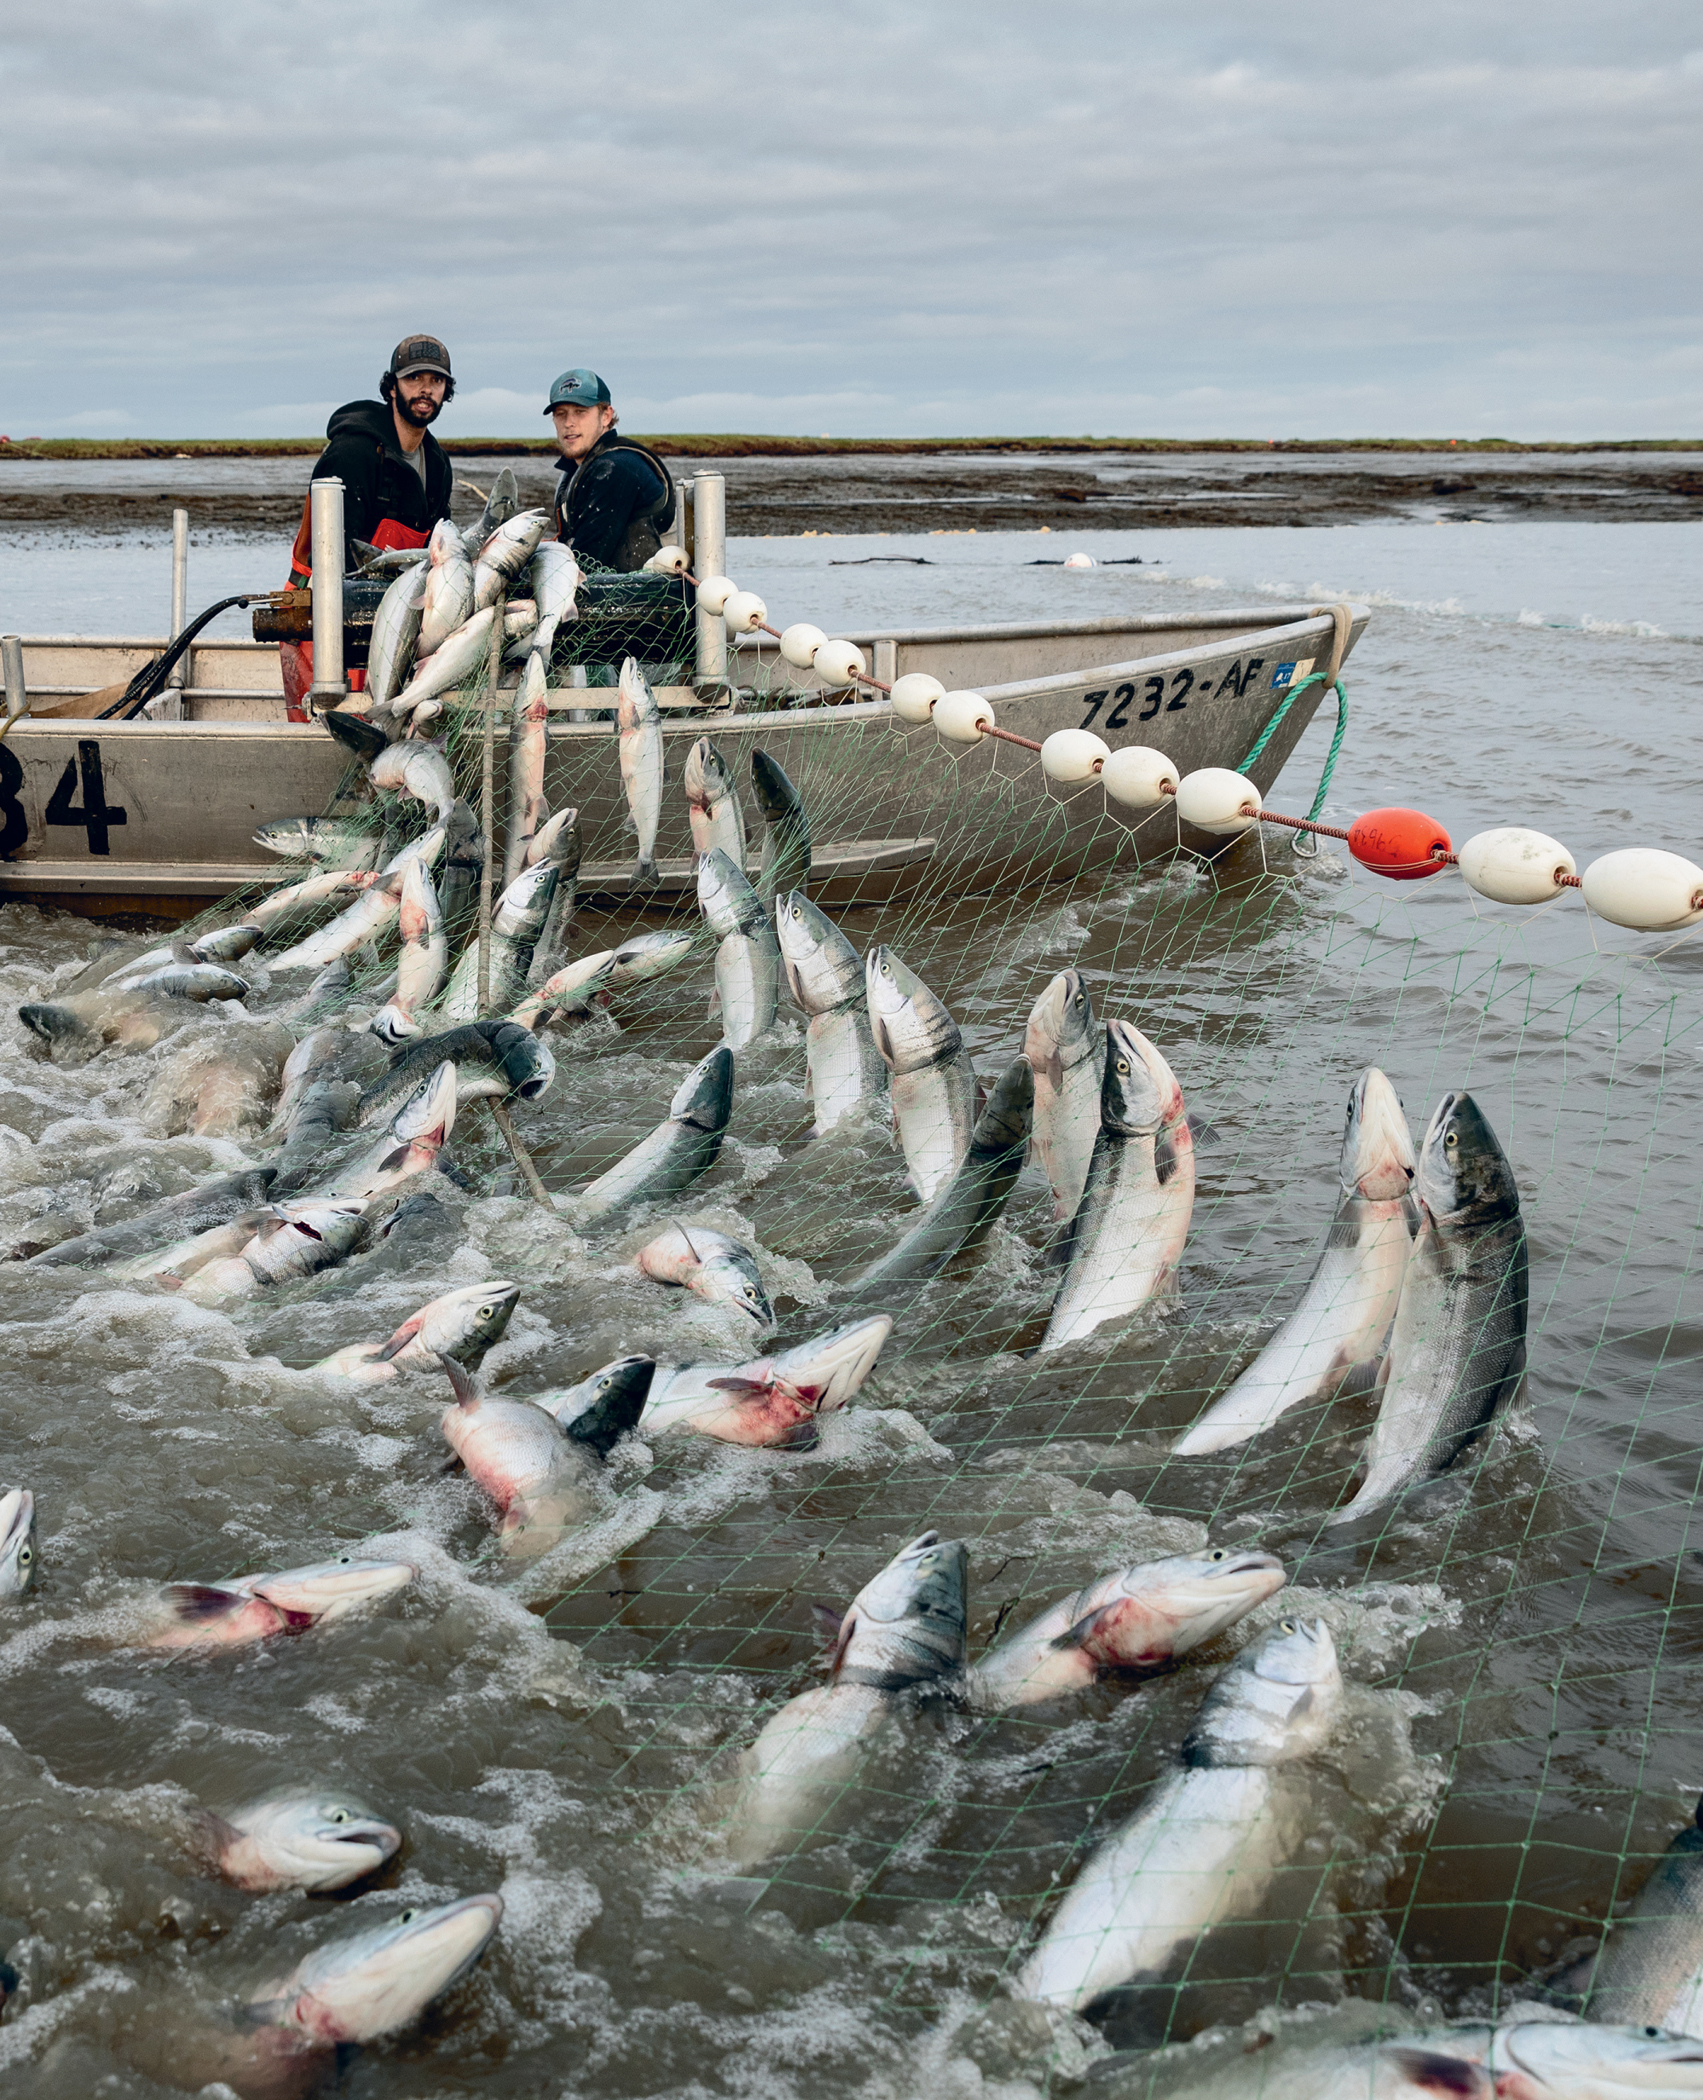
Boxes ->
[553,431,674,571]
[311,399,454,559]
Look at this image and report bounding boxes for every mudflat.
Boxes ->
[3,446,1699,537]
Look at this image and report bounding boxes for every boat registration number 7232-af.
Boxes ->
[1077,656,1276,733]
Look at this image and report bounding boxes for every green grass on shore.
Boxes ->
[0,434,1695,462]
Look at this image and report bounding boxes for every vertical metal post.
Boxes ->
[681,479,695,569]
[167,509,189,683]
[309,478,347,707]
[477,594,504,1014]
[693,471,726,691]
[145,507,192,719]
[1,636,27,727]
[873,639,898,689]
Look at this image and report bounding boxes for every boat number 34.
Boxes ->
[0,739,128,859]
[1079,657,1265,732]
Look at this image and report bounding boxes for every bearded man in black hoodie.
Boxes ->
[279,334,457,713]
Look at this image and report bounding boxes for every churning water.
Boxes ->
[0,515,1700,2095]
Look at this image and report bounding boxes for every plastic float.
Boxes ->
[667,547,1703,939]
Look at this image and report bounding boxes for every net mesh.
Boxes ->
[119,586,1703,2078]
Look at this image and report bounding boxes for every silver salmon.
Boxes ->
[471,508,549,609]
[503,650,550,886]
[203,1788,401,1893]
[416,516,475,658]
[865,945,978,1202]
[0,1487,36,1599]
[684,736,746,866]
[721,1530,966,1867]
[436,1352,646,1555]
[391,604,498,721]
[638,1315,891,1446]
[851,1054,1032,1290]
[751,748,811,902]
[440,858,558,1019]
[315,1279,520,1382]
[636,1222,773,1328]
[1017,1617,1344,2013]
[1328,1090,1527,1526]
[969,1547,1285,1710]
[1041,1020,1194,1352]
[617,654,663,885]
[371,856,448,1045]
[575,1047,734,1225]
[698,848,779,1050]
[1024,970,1104,1227]
[365,559,426,711]
[1121,2017,1703,2100]
[778,890,885,1136]
[1176,1067,1417,1456]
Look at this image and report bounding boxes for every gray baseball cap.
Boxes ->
[545,368,612,412]
[391,334,452,379]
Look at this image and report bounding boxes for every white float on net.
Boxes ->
[695,575,736,616]
[813,638,868,685]
[1101,746,1180,809]
[934,691,993,744]
[890,673,945,724]
[1041,728,1110,782]
[780,623,827,669]
[1580,848,1703,931]
[1175,767,1262,834]
[722,591,767,635]
[1457,827,1577,905]
[645,544,691,576]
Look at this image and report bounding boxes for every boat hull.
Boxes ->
[0,607,1365,918]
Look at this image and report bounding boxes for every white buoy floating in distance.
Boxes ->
[1063,552,1095,570]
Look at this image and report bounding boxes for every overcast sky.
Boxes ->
[4,2,1699,440]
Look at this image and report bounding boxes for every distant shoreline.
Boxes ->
[0,434,1696,463]
[5,447,1697,534]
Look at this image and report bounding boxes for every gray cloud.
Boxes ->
[3,1,1699,437]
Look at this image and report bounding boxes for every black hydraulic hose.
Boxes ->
[97,593,259,721]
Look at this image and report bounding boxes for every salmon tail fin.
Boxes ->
[435,1351,479,1410]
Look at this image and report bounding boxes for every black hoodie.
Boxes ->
[311,399,454,557]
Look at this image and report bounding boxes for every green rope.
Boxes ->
[1238,672,1348,822]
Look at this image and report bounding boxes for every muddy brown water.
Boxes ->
[0,519,1700,2094]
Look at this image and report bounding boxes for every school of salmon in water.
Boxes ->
[1,524,1700,2095]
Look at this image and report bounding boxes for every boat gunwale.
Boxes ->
[12,603,1349,656]
[4,606,1363,741]
[733,603,1355,650]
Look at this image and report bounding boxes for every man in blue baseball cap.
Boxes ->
[545,368,675,572]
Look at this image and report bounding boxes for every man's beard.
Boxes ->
[396,390,442,429]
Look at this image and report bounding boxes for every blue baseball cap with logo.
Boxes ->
[544,369,612,412]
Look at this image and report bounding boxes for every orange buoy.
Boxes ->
[1347,806,1452,881]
